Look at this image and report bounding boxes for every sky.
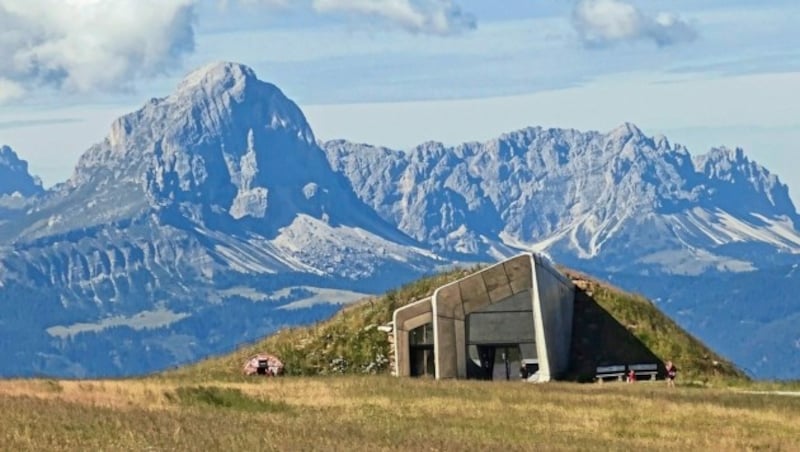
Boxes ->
[1,0,799,203]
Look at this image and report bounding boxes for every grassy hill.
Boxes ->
[170,267,746,384]
[170,268,474,380]
[3,268,800,450]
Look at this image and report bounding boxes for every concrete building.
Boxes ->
[390,253,574,382]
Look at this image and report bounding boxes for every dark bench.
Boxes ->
[595,365,626,382]
[628,363,658,381]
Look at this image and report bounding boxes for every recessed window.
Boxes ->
[409,323,434,346]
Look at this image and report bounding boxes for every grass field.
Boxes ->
[4,269,792,450]
[2,376,800,451]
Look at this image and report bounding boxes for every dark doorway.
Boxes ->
[410,345,435,377]
[409,323,435,377]
[476,345,496,380]
[470,345,522,380]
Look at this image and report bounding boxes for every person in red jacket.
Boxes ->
[627,368,636,383]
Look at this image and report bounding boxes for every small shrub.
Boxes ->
[329,357,349,374]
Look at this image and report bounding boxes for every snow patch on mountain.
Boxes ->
[272,214,442,279]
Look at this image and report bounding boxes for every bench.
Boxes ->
[628,363,658,381]
[595,365,626,383]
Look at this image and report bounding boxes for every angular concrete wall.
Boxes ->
[392,297,433,377]
[531,255,575,381]
[433,254,540,379]
[431,280,466,379]
[467,290,535,345]
[395,253,574,382]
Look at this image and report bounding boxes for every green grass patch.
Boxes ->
[165,386,291,413]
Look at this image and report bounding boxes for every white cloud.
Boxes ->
[573,0,696,48]
[311,0,475,35]
[0,0,196,96]
[0,78,25,102]
[0,0,476,102]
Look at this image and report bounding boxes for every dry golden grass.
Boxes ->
[2,269,789,450]
[1,376,799,451]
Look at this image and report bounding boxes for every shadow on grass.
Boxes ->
[566,289,665,382]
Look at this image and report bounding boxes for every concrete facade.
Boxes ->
[392,297,434,378]
[390,253,574,382]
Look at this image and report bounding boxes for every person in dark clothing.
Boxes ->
[666,360,677,387]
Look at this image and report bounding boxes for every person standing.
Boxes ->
[666,361,677,387]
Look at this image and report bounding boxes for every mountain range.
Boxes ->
[1,62,798,378]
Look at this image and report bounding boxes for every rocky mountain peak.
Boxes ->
[37,61,413,248]
[69,62,319,212]
[607,122,644,140]
[692,146,797,218]
[175,61,257,98]
[0,145,43,197]
[694,146,750,176]
[87,62,314,169]
[168,61,313,141]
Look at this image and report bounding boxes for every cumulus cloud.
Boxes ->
[0,0,196,96]
[0,0,475,101]
[572,0,696,48]
[311,0,475,35]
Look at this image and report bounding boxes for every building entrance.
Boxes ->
[471,345,522,380]
[408,323,435,377]
[409,345,435,377]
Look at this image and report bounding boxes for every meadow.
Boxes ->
[2,269,792,451]
[1,376,799,451]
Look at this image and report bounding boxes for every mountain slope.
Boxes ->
[0,62,443,377]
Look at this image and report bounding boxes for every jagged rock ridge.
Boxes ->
[324,123,800,275]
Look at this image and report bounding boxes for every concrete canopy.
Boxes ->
[391,253,575,382]
[392,297,433,377]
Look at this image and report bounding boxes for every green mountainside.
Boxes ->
[171,267,746,384]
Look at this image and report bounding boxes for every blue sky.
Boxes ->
[1,0,799,204]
